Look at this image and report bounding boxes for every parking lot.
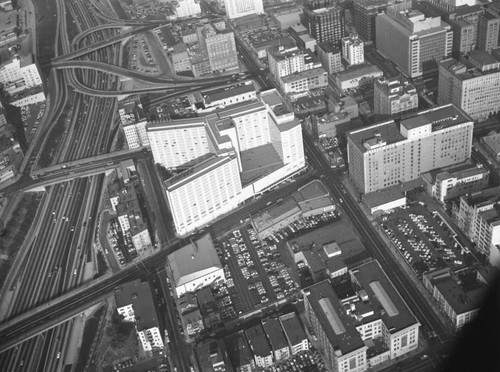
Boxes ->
[264,211,340,245]
[127,35,159,74]
[380,204,465,276]
[216,225,301,316]
[269,349,327,372]
[21,102,45,142]
[107,219,138,267]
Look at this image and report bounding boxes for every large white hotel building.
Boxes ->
[147,89,305,235]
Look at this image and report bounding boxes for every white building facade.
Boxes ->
[223,0,263,19]
[342,35,365,66]
[165,153,242,235]
[174,0,201,19]
[147,118,212,169]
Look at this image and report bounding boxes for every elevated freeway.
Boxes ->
[0,149,148,195]
[0,165,317,353]
[72,24,131,47]
[46,23,164,65]
[66,68,249,97]
[52,60,244,86]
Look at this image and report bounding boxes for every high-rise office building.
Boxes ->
[353,0,412,43]
[373,77,418,120]
[447,18,475,56]
[304,1,345,44]
[415,2,483,57]
[316,42,343,74]
[223,0,263,19]
[347,104,473,194]
[376,9,453,78]
[203,24,239,73]
[477,11,500,53]
[342,35,364,65]
[438,51,500,122]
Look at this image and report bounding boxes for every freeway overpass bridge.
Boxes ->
[53,60,185,83]
[72,24,133,47]
[53,60,246,85]
[64,65,245,98]
[26,148,148,191]
[45,23,164,66]
[0,149,147,195]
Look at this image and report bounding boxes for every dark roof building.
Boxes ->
[262,318,290,361]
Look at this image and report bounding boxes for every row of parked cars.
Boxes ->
[247,227,298,302]
[266,211,339,244]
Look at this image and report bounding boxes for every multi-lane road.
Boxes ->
[0,0,132,369]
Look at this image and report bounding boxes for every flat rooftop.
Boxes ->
[279,313,307,346]
[362,185,405,209]
[260,89,293,115]
[146,117,205,132]
[348,104,472,153]
[0,10,16,35]
[433,161,489,182]
[347,121,404,153]
[214,100,266,120]
[305,280,366,355]
[288,222,368,266]
[245,324,272,357]
[115,279,159,330]
[168,234,222,287]
[298,195,334,214]
[224,332,254,369]
[433,275,487,315]
[262,318,289,351]
[164,153,236,191]
[464,186,500,207]
[240,143,284,186]
[195,340,225,372]
[479,204,500,224]
[336,63,382,81]
[401,104,471,131]
[268,46,304,61]
[352,260,419,333]
[318,41,340,54]
[483,132,500,154]
[204,83,256,104]
[298,179,329,200]
[281,67,326,83]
